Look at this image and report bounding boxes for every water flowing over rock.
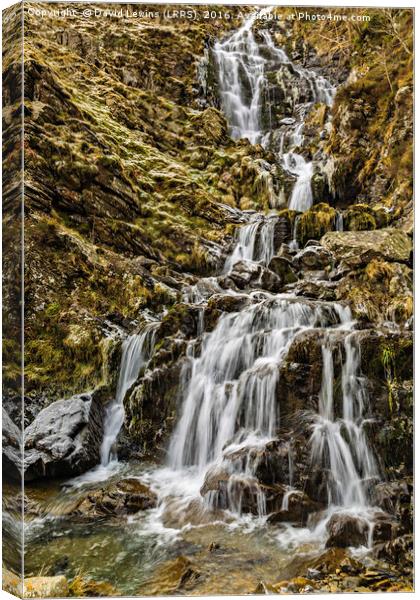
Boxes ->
[101,323,158,465]
[310,334,378,509]
[212,9,335,213]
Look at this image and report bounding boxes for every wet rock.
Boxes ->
[207,293,251,314]
[23,575,69,598]
[251,439,294,486]
[278,328,326,420]
[267,256,297,284]
[373,534,413,570]
[2,408,22,481]
[157,303,204,342]
[325,513,369,548]
[293,245,333,271]
[200,465,230,496]
[311,172,330,204]
[227,260,283,293]
[259,267,283,292]
[162,496,228,529]
[24,390,104,481]
[276,243,295,261]
[227,260,261,289]
[372,479,413,531]
[70,478,157,519]
[293,279,337,301]
[268,490,322,525]
[371,513,400,543]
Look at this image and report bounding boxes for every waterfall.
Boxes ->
[213,10,335,214]
[147,11,379,539]
[168,297,351,516]
[213,13,267,144]
[223,214,278,272]
[310,333,378,508]
[284,154,314,212]
[100,324,157,466]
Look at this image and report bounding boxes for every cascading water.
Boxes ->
[311,335,378,510]
[101,324,158,466]
[283,153,313,213]
[152,12,380,537]
[223,213,278,272]
[167,297,354,519]
[213,9,335,215]
[213,14,267,144]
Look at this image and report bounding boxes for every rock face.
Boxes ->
[1,3,413,592]
[23,391,104,480]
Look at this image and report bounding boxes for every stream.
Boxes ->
[22,10,391,595]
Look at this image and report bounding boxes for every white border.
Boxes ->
[0,2,416,600]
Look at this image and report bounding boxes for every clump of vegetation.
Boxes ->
[69,574,117,597]
[296,203,336,245]
[344,204,376,231]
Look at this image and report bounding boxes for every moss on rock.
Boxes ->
[296,203,336,246]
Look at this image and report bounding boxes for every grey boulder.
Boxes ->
[24,391,104,481]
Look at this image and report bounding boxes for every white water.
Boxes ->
[100,324,158,466]
[223,213,278,272]
[161,296,353,524]
[214,9,334,214]
[90,10,377,547]
[214,13,268,144]
[145,13,380,539]
[311,335,378,510]
[284,153,313,212]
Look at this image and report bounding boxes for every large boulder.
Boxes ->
[321,229,412,269]
[24,391,104,480]
[2,409,22,481]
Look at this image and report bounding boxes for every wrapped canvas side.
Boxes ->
[2,2,24,598]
